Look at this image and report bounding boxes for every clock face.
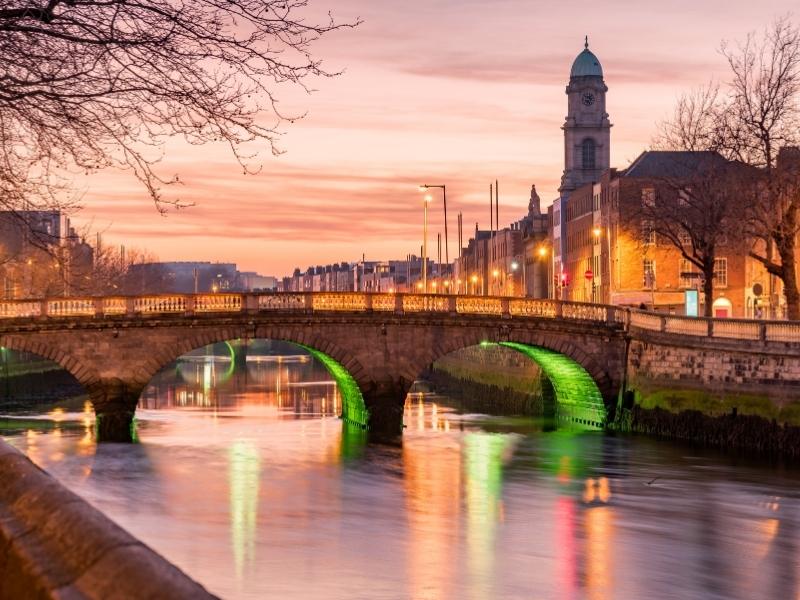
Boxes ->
[581,92,595,106]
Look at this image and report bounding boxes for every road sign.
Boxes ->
[685,289,699,317]
[584,269,593,281]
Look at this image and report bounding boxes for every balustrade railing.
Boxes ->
[312,293,367,312]
[257,294,305,311]
[134,295,186,314]
[2,292,800,344]
[562,302,607,322]
[456,297,503,315]
[195,294,241,313]
[509,299,557,318]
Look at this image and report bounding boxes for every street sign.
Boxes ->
[685,289,699,317]
[584,269,593,281]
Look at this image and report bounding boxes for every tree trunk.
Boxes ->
[703,264,715,318]
[778,240,800,320]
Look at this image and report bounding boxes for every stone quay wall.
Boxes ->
[0,439,216,599]
[626,330,800,423]
[619,329,800,459]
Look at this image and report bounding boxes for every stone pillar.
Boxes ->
[89,379,144,443]
[363,378,408,442]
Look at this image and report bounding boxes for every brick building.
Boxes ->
[557,151,779,317]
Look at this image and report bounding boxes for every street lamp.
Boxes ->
[470,274,478,295]
[419,183,449,278]
[421,193,433,293]
[592,226,602,303]
[510,261,519,297]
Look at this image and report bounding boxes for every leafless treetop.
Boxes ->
[0,0,358,213]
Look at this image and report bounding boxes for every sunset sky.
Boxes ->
[75,0,798,276]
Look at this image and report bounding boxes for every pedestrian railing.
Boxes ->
[1,292,799,344]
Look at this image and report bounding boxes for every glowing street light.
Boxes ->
[421,193,433,293]
[418,183,449,267]
[538,246,548,258]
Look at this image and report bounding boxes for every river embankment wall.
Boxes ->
[0,438,216,599]
[429,345,553,415]
[617,334,800,459]
[624,333,800,423]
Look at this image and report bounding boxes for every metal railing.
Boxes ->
[0,292,799,344]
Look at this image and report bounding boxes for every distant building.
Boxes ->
[0,210,93,299]
[126,261,239,294]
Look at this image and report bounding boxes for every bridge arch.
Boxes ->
[0,335,99,391]
[402,328,614,428]
[131,325,371,433]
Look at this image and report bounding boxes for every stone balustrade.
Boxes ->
[1,292,800,344]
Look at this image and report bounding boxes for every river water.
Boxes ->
[2,343,800,599]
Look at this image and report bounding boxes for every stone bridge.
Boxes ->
[2,292,800,441]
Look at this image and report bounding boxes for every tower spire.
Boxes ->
[585,35,589,49]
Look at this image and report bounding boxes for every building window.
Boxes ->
[582,138,596,170]
[643,259,656,289]
[714,258,728,287]
[679,259,697,288]
[641,219,656,245]
[678,230,692,246]
[642,187,656,208]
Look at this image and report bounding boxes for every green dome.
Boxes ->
[570,42,603,78]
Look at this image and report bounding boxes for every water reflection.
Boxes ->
[3,345,800,599]
[230,440,260,582]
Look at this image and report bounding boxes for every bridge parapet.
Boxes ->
[2,292,800,345]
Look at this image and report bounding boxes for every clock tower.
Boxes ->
[559,37,611,196]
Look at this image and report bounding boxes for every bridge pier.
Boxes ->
[363,379,408,442]
[89,379,144,443]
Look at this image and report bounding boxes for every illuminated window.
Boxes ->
[643,259,656,289]
[679,259,696,288]
[714,258,728,287]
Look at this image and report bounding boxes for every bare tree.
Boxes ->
[0,0,358,214]
[722,17,800,318]
[646,88,748,316]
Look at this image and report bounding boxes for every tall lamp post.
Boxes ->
[592,226,602,303]
[419,184,448,277]
[421,194,432,292]
[537,246,549,299]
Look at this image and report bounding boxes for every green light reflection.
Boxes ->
[464,432,515,600]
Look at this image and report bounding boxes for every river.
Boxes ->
[1,342,799,599]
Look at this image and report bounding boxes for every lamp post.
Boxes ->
[419,184,448,279]
[592,226,601,303]
[536,245,549,299]
[421,193,432,293]
[510,261,520,297]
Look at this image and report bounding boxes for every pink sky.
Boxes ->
[74,0,798,275]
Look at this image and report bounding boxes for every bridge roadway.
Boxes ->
[1,292,799,441]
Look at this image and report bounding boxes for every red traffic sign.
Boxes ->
[584,269,594,281]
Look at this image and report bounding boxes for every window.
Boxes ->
[714,258,728,287]
[679,259,697,288]
[641,219,656,245]
[643,259,656,289]
[582,138,596,170]
[678,230,692,246]
[554,209,561,227]
[642,187,656,208]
